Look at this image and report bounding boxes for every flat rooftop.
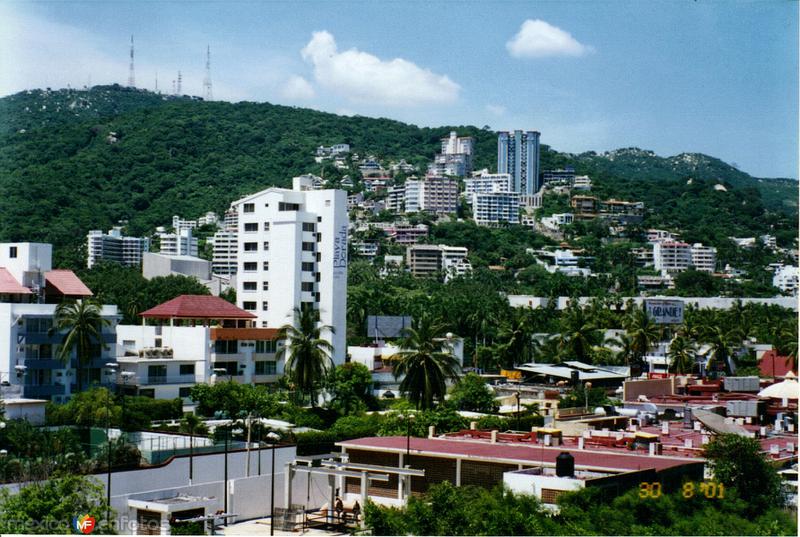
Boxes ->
[338,436,701,473]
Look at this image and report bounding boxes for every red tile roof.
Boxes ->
[0,268,32,294]
[45,270,93,297]
[140,295,256,320]
[338,436,700,472]
[760,350,797,378]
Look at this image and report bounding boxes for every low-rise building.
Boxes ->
[690,243,717,273]
[541,213,574,231]
[116,295,281,399]
[143,252,211,281]
[773,265,798,295]
[406,244,471,280]
[464,173,511,195]
[572,175,592,190]
[158,229,199,257]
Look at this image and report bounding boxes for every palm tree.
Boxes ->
[276,307,335,406]
[774,321,798,372]
[497,309,536,368]
[391,315,461,410]
[623,307,660,369]
[610,332,636,368]
[668,335,696,374]
[700,325,736,377]
[556,302,602,363]
[51,299,111,392]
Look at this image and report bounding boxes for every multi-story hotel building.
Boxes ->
[497,130,541,195]
[404,177,458,215]
[87,227,149,268]
[232,176,348,364]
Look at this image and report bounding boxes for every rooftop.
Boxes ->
[0,268,32,294]
[45,269,93,296]
[140,295,256,320]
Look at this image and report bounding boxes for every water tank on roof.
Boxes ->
[555,452,575,478]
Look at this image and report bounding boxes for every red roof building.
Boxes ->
[44,269,93,299]
[0,268,32,295]
[759,350,798,378]
[139,295,256,325]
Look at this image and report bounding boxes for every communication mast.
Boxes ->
[177,71,182,95]
[203,45,213,100]
[127,35,135,87]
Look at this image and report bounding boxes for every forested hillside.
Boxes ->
[0,85,796,268]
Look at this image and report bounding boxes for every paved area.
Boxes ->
[221,518,348,536]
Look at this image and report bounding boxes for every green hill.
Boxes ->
[0,86,796,268]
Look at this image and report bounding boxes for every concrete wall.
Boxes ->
[143,253,211,281]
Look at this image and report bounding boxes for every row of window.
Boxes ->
[213,339,278,354]
[244,242,270,251]
[242,261,315,273]
[242,201,304,213]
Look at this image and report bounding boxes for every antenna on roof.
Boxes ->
[128,35,136,87]
[203,45,213,101]
[177,70,182,95]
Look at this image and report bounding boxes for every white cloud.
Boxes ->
[506,19,592,58]
[485,104,506,116]
[280,75,315,100]
[301,31,459,106]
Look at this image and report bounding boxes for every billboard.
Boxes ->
[645,299,684,324]
[366,315,413,339]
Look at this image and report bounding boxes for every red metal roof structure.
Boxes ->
[0,268,32,294]
[338,436,699,472]
[45,270,93,297]
[759,350,797,378]
[140,295,256,320]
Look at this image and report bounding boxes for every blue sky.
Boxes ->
[1,1,797,178]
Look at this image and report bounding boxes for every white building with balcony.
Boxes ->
[653,241,692,274]
[773,265,798,295]
[158,229,199,257]
[690,243,717,273]
[0,242,119,402]
[116,295,281,399]
[87,227,150,268]
[211,230,238,276]
[232,177,348,364]
[472,191,520,226]
[464,173,511,195]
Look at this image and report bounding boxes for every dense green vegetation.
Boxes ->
[1,86,795,269]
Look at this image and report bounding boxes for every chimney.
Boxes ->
[428,426,435,439]
[491,430,497,444]
[578,437,585,450]
[661,422,669,436]
[470,421,477,430]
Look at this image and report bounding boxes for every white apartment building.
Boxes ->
[232,178,348,364]
[428,131,474,177]
[761,234,777,249]
[0,242,119,401]
[211,230,238,276]
[404,177,458,215]
[647,229,678,243]
[472,191,520,226]
[653,241,692,273]
[406,244,471,281]
[572,175,592,190]
[116,295,281,398]
[690,243,717,273]
[87,227,150,268]
[172,215,198,233]
[773,265,798,295]
[464,173,511,196]
[386,185,405,213]
[158,229,199,257]
[541,213,574,231]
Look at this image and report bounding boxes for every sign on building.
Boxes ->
[366,315,413,339]
[645,299,684,324]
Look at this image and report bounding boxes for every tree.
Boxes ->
[700,324,736,376]
[189,382,280,418]
[50,299,111,392]
[391,315,461,410]
[277,307,335,406]
[774,320,798,371]
[667,335,696,374]
[327,362,376,415]
[0,475,115,534]
[674,268,718,296]
[623,306,660,369]
[704,434,784,514]
[556,303,602,363]
[448,373,499,413]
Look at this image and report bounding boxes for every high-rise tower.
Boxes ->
[497,130,541,195]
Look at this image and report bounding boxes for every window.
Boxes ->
[325,200,331,207]
[179,364,195,376]
[302,222,316,232]
[262,301,269,311]
[263,222,270,231]
[214,340,239,354]
[213,361,239,375]
[148,365,167,382]
[9,246,17,258]
[155,338,162,348]
[301,302,314,312]
[139,389,155,398]
[263,261,269,271]
[243,203,255,213]
[179,387,192,398]
[255,361,277,375]
[279,202,300,211]
[263,241,269,251]
[243,262,257,272]
[261,321,269,327]
[255,340,277,353]
[244,242,258,252]
[302,242,315,251]
[301,282,314,292]
[262,281,269,291]
[244,222,258,232]
[25,318,53,333]
[243,281,257,291]
[302,262,314,272]
[317,233,322,242]
[243,301,256,311]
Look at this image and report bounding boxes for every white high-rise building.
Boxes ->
[87,227,149,268]
[404,177,458,215]
[429,132,474,177]
[211,230,238,276]
[690,244,717,273]
[232,182,348,364]
[472,191,520,226]
[158,228,198,257]
[653,241,692,273]
[464,173,511,195]
[497,130,541,195]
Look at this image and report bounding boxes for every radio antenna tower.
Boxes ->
[155,71,158,93]
[127,35,136,87]
[177,71,182,95]
[203,45,213,100]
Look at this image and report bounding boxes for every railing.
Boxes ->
[117,374,197,386]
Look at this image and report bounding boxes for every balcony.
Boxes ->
[24,384,66,397]
[136,347,175,359]
[210,327,279,341]
[117,374,197,386]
